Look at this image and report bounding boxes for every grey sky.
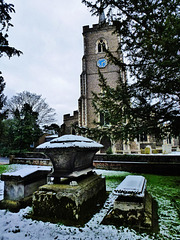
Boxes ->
[1,0,97,125]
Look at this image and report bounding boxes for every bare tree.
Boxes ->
[5,91,57,126]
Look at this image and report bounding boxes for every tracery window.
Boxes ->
[96,39,107,53]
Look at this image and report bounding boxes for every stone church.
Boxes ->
[60,12,179,154]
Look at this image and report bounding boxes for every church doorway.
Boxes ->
[100,136,111,153]
[71,128,76,135]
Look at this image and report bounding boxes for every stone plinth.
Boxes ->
[32,173,106,225]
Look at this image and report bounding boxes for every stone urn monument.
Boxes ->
[32,135,106,225]
[36,134,103,182]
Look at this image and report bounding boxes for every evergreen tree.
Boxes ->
[0,0,22,58]
[13,103,42,151]
[0,0,22,146]
[0,103,42,154]
[43,123,60,135]
[91,70,133,142]
[83,0,180,139]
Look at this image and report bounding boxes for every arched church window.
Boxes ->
[96,39,107,53]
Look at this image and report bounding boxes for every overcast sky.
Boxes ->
[1,0,97,125]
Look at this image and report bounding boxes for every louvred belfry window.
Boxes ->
[97,39,107,53]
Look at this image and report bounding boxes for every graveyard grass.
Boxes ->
[0,164,180,240]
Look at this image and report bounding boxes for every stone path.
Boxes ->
[87,192,118,226]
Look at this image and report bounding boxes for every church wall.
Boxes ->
[61,111,78,135]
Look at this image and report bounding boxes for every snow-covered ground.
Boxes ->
[0,166,151,240]
[166,151,180,155]
[0,166,179,240]
[0,200,149,240]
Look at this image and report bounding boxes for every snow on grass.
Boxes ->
[0,166,179,239]
[0,206,150,240]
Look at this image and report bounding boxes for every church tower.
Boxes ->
[61,11,179,154]
[78,13,126,129]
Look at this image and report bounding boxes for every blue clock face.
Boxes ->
[97,58,107,68]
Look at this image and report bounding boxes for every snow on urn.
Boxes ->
[36,135,103,181]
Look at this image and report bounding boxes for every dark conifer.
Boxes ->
[82,0,180,139]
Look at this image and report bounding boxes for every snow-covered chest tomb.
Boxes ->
[1,166,51,201]
[114,175,147,197]
[113,175,147,211]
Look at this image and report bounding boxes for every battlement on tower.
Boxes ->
[63,110,78,121]
[83,22,116,33]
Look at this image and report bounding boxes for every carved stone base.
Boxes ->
[32,173,106,225]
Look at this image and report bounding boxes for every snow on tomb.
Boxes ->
[113,175,147,211]
[37,134,103,149]
[114,175,147,197]
[36,134,103,182]
[1,166,51,201]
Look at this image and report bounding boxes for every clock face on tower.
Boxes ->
[97,58,107,68]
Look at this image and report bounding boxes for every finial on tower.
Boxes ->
[99,10,106,24]
[98,0,106,24]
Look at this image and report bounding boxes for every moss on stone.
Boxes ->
[32,174,106,226]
